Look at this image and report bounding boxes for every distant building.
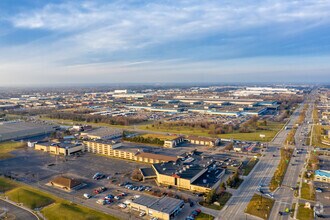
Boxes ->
[129,195,184,220]
[163,136,185,148]
[80,127,122,140]
[314,170,330,183]
[35,141,83,156]
[186,136,220,147]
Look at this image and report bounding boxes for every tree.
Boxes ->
[205,189,216,204]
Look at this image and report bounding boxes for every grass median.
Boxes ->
[245,194,274,220]
[297,203,313,220]
[195,212,214,220]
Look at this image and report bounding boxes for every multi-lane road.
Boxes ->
[216,101,307,220]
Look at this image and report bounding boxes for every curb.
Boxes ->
[0,197,41,220]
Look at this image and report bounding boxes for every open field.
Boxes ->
[296,203,313,220]
[0,141,26,160]
[245,194,275,220]
[140,121,284,142]
[42,202,118,220]
[1,177,118,220]
[7,187,56,209]
[312,125,330,148]
[300,182,315,201]
[195,212,215,220]
[0,177,18,192]
[200,192,232,211]
[141,133,177,140]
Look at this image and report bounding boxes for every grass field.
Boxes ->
[312,125,330,148]
[245,194,275,220]
[42,203,118,220]
[0,177,18,192]
[1,177,119,220]
[195,212,214,220]
[200,192,232,211]
[141,133,177,140]
[300,182,315,201]
[297,203,313,220]
[6,187,56,209]
[140,121,284,142]
[241,158,259,176]
[0,141,26,159]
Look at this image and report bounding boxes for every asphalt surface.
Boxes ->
[215,102,307,220]
[0,199,38,220]
[269,99,314,220]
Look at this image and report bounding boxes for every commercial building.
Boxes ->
[80,127,122,140]
[186,136,220,147]
[49,176,83,191]
[152,154,225,193]
[35,141,83,156]
[314,170,330,183]
[83,140,178,164]
[129,195,184,220]
[163,136,185,148]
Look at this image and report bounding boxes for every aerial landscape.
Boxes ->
[0,1,329,220]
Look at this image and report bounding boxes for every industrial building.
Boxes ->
[80,127,122,140]
[163,136,185,148]
[83,140,178,164]
[152,154,225,192]
[186,136,220,147]
[0,121,56,142]
[35,141,83,156]
[129,195,184,220]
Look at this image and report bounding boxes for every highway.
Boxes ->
[216,102,306,220]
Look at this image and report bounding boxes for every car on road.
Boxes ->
[315,188,323,193]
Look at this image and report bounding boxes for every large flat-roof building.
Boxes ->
[83,140,177,164]
[0,121,56,142]
[129,195,184,220]
[80,127,122,140]
[314,169,330,183]
[35,141,83,156]
[152,154,225,193]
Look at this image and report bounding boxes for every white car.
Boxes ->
[139,212,146,217]
[118,203,127,209]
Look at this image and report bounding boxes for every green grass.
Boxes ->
[1,177,118,220]
[245,194,274,220]
[42,203,118,220]
[0,177,18,192]
[312,125,330,148]
[200,192,232,211]
[269,148,293,191]
[297,203,314,220]
[6,187,56,209]
[241,158,259,176]
[0,141,26,159]
[140,121,284,142]
[195,212,214,220]
[301,182,315,201]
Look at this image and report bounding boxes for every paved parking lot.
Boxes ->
[314,182,330,219]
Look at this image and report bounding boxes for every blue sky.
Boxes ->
[0,0,330,85]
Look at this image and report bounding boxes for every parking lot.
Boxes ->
[0,148,202,219]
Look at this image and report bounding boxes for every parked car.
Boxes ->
[316,188,323,193]
[83,193,91,199]
[139,212,146,217]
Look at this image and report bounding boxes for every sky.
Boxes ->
[0,0,330,85]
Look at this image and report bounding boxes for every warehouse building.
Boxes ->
[80,127,122,140]
[186,136,220,147]
[129,195,184,220]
